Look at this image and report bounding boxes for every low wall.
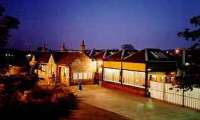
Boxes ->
[70,79,94,85]
[102,81,146,96]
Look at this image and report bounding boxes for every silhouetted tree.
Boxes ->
[0,74,78,120]
[0,4,20,48]
[177,15,200,44]
[121,44,135,50]
[177,15,200,90]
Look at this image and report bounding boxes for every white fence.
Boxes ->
[150,81,200,110]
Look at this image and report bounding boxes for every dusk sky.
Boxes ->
[1,0,200,50]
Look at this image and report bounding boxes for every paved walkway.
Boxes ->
[66,102,130,120]
[70,85,200,120]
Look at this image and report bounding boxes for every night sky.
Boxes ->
[1,0,200,50]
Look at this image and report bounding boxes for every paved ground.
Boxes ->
[70,85,200,120]
[66,102,130,120]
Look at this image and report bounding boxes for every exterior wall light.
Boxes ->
[185,62,190,66]
[26,54,31,57]
[175,48,180,54]
[147,68,152,71]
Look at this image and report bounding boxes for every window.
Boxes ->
[148,72,165,82]
[83,73,87,79]
[123,70,145,88]
[78,73,83,79]
[73,73,78,80]
[64,68,67,76]
[87,73,93,79]
[104,68,120,83]
[40,64,46,72]
[73,72,93,80]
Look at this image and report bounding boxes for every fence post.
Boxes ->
[163,82,165,101]
[182,89,185,107]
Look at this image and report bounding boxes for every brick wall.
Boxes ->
[102,81,146,96]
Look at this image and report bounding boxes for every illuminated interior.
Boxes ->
[104,68,120,83]
[123,70,145,88]
[59,66,69,85]
[73,72,93,80]
[148,72,166,83]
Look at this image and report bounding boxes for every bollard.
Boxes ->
[78,81,82,90]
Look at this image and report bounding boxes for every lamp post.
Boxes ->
[95,59,103,85]
[144,49,150,97]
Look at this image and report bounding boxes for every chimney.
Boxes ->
[60,42,66,52]
[41,44,47,52]
[80,40,86,53]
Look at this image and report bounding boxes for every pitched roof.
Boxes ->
[94,51,105,59]
[34,52,51,63]
[147,49,175,61]
[124,49,177,71]
[85,50,92,56]
[103,50,138,61]
[124,50,145,63]
[104,51,123,61]
[89,49,105,59]
[52,51,82,65]
[123,50,137,57]
[124,49,175,63]
[89,49,122,60]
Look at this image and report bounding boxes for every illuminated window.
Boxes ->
[87,73,93,79]
[123,70,145,88]
[148,72,165,82]
[73,73,78,80]
[83,73,87,79]
[104,68,120,83]
[78,73,82,79]
[40,64,46,72]
[152,75,157,81]
[73,72,93,80]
